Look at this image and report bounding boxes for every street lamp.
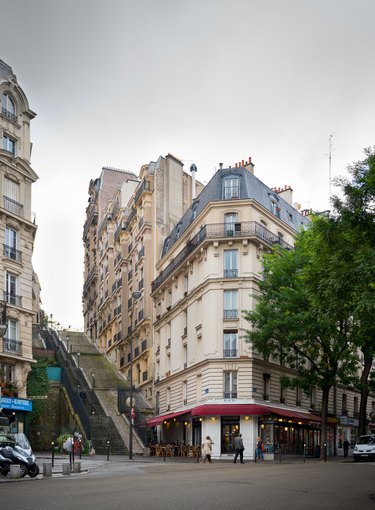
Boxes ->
[77,352,80,368]
[129,290,141,460]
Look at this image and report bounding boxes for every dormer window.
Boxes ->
[223,176,239,199]
[1,93,16,122]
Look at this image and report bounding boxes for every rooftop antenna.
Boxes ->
[328,133,334,202]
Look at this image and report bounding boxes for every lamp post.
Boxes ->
[66,334,70,353]
[77,352,80,368]
[129,290,141,460]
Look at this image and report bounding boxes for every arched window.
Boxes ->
[1,93,16,122]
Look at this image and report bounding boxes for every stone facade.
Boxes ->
[0,60,38,417]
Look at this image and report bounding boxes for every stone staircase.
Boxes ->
[41,329,146,456]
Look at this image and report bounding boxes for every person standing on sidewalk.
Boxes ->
[202,435,214,463]
[343,439,350,458]
[233,433,245,464]
[256,436,264,461]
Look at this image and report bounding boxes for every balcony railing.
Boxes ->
[152,221,293,292]
[2,338,22,356]
[223,309,238,319]
[3,245,22,263]
[223,349,238,357]
[4,292,22,307]
[3,196,23,217]
[1,107,17,123]
[224,392,237,399]
[223,268,238,278]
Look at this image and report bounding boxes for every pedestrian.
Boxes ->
[202,435,214,463]
[233,433,245,464]
[256,436,264,461]
[343,438,350,458]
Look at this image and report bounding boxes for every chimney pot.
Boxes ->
[242,159,244,166]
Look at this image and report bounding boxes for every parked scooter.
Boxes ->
[0,433,39,478]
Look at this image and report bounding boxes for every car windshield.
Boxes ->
[357,435,375,445]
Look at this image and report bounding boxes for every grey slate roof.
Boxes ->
[161,165,310,257]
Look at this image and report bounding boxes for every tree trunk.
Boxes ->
[359,354,373,435]
[320,385,331,460]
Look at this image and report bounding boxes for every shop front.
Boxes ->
[0,396,33,435]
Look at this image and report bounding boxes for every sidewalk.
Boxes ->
[0,452,354,482]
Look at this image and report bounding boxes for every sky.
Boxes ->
[1,0,374,330]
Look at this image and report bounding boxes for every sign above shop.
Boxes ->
[0,397,32,411]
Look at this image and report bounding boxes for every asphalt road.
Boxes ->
[2,460,375,510]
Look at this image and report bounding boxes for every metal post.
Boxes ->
[303,443,306,464]
[107,441,110,461]
[279,445,282,463]
[51,441,55,467]
[324,443,327,463]
[129,291,141,461]
[79,439,82,459]
[71,436,75,464]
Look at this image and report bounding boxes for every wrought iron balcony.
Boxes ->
[3,245,22,263]
[1,107,17,123]
[152,221,293,292]
[4,292,22,307]
[223,349,238,358]
[223,268,238,278]
[3,196,23,217]
[223,309,238,319]
[224,392,237,399]
[2,338,22,356]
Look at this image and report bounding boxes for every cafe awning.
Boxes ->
[267,406,321,422]
[147,409,191,427]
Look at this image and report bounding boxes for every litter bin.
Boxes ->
[314,445,321,458]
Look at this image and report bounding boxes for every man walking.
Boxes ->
[233,433,245,464]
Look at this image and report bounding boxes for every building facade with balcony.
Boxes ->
[0,60,38,429]
[83,154,203,408]
[148,158,374,458]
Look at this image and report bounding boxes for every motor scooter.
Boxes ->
[0,433,39,478]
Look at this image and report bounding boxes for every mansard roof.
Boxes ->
[161,165,310,258]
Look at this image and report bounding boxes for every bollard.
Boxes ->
[43,462,52,477]
[73,461,81,473]
[107,441,110,461]
[10,465,21,479]
[324,443,327,463]
[51,441,55,467]
[62,463,71,475]
[303,443,306,464]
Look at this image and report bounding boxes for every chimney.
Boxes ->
[244,156,255,174]
[275,185,293,205]
[190,163,197,200]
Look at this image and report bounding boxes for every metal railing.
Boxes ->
[152,221,292,292]
[3,245,22,262]
[3,196,23,217]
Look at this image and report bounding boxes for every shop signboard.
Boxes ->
[0,396,32,411]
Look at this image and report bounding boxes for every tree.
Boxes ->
[331,147,375,434]
[243,219,358,458]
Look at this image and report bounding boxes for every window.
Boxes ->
[263,373,270,400]
[1,93,16,122]
[223,177,239,199]
[5,319,19,353]
[4,177,20,201]
[296,386,302,406]
[224,371,237,398]
[6,272,18,306]
[354,396,359,417]
[224,250,238,278]
[5,226,19,261]
[223,331,237,357]
[2,134,16,155]
[224,212,238,236]
[182,380,187,404]
[342,394,348,415]
[223,290,238,319]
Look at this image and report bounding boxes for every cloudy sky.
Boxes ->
[1,0,374,330]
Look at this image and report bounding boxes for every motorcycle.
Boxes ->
[0,433,39,478]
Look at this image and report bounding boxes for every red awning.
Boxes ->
[147,409,191,427]
[191,404,270,416]
[267,406,321,422]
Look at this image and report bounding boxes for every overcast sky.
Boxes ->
[1,0,374,330]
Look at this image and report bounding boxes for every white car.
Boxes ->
[353,435,375,462]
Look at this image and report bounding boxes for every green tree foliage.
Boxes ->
[331,147,375,433]
[27,359,49,424]
[243,219,358,456]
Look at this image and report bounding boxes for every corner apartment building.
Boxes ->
[148,159,375,458]
[0,60,38,430]
[82,154,203,406]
